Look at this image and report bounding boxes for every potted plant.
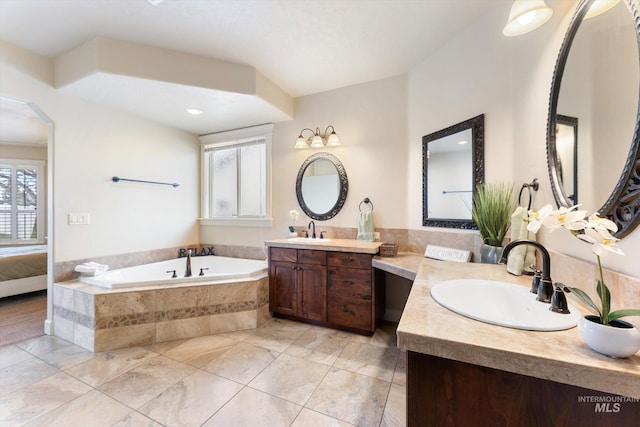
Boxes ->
[527,204,640,358]
[472,182,515,263]
[288,209,300,237]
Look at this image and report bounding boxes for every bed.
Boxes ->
[0,245,48,298]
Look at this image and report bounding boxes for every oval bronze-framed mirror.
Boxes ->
[296,152,348,221]
[547,0,640,237]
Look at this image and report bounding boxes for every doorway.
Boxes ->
[0,94,54,341]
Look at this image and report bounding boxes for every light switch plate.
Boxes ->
[68,212,90,225]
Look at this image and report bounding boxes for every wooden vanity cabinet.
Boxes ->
[268,247,383,334]
[268,248,327,322]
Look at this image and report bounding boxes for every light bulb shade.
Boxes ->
[326,132,340,146]
[503,0,553,37]
[584,0,620,19]
[310,134,325,148]
[294,135,308,149]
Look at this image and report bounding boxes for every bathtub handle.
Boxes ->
[166,270,177,278]
[199,268,209,276]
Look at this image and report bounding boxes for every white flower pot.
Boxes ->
[577,315,640,358]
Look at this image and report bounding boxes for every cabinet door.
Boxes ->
[269,260,298,316]
[298,263,327,322]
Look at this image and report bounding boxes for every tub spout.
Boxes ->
[185,249,192,277]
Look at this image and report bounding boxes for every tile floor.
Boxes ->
[0,318,406,426]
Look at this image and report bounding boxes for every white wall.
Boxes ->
[53,94,200,261]
[1,52,200,263]
[407,8,516,231]
[200,75,408,245]
[405,0,640,278]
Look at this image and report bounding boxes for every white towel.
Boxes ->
[506,206,537,275]
[75,262,109,276]
[357,211,375,242]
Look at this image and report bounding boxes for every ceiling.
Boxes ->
[0,0,510,138]
[0,97,48,145]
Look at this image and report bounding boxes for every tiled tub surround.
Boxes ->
[53,276,270,352]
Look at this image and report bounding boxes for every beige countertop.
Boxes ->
[395,257,640,399]
[265,238,382,254]
[373,252,425,281]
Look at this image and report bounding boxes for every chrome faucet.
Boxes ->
[185,249,192,277]
[308,221,316,238]
[500,240,570,314]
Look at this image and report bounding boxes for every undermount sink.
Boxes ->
[430,279,582,331]
[287,237,331,243]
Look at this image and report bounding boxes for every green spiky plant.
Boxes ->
[472,182,515,247]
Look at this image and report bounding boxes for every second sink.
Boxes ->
[430,279,581,331]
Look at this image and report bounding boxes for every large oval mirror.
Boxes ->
[296,152,348,221]
[422,114,485,229]
[547,0,640,237]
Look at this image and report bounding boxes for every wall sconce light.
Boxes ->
[503,0,553,37]
[584,0,620,19]
[294,125,340,149]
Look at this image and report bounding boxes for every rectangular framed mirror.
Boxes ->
[422,114,484,229]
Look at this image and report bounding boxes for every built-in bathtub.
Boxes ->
[79,255,267,289]
[53,255,271,352]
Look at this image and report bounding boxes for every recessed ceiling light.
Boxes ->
[147,0,164,6]
[186,108,204,115]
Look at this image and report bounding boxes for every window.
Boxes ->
[0,159,45,244]
[200,124,272,226]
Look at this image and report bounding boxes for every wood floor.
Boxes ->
[0,290,47,347]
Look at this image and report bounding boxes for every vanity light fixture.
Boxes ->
[295,126,340,149]
[503,0,553,37]
[584,0,620,19]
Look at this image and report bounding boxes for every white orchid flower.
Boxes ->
[526,204,554,233]
[585,213,618,233]
[577,227,625,257]
[542,205,588,232]
[288,209,300,219]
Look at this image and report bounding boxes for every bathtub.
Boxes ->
[79,255,268,289]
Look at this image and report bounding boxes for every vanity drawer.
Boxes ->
[327,266,372,299]
[327,252,372,270]
[328,296,372,331]
[269,248,297,263]
[298,249,326,265]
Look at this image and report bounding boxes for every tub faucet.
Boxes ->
[308,221,316,238]
[185,249,192,277]
[500,240,570,314]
